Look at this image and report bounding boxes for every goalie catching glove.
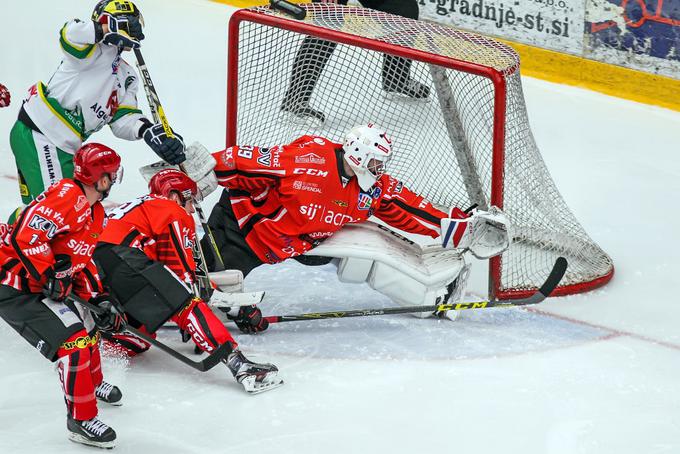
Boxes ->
[440,206,511,259]
[139,141,218,199]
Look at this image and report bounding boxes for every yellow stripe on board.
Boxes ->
[210,0,680,112]
[502,40,680,113]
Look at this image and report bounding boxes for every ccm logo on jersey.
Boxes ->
[294,168,328,177]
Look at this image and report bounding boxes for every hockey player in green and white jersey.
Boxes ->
[9,0,185,210]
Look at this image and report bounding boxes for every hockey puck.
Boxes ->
[270,0,306,20]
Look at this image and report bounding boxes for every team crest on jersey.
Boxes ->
[111,54,121,75]
[75,195,88,211]
[357,193,372,210]
[333,199,348,207]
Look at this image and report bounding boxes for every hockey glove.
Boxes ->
[141,122,187,165]
[0,83,10,108]
[96,15,144,49]
[43,255,73,302]
[227,305,269,334]
[91,293,127,334]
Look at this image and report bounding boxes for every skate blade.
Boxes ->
[96,398,123,407]
[383,92,432,104]
[68,433,115,449]
[240,374,285,395]
[279,110,325,127]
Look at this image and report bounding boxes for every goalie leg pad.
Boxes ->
[309,223,468,317]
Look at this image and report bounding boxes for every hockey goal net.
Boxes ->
[226,4,614,300]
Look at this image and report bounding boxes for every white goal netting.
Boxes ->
[228,4,613,299]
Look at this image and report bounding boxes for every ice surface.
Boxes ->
[1,1,680,453]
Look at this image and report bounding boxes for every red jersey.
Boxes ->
[213,135,451,263]
[98,195,197,284]
[0,179,104,298]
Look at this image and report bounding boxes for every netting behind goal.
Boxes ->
[227,4,614,299]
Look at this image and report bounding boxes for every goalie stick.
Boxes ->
[133,48,226,296]
[263,257,568,324]
[70,294,231,372]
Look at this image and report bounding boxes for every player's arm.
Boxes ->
[71,259,104,301]
[373,175,449,238]
[58,19,99,60]
[108,65,145,140]
[212,145,285,193]
[9,195,73,280]
[153,210,198,286]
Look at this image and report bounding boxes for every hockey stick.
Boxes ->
[263,257,568,324]
[70,294,231,372]
[133,48,226,284]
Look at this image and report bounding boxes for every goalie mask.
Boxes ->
[342,124,393,191]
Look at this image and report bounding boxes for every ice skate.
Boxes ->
[67,415,116,449]
[95,381,123,406]
[225,350,284,394]
[384,79,431,101]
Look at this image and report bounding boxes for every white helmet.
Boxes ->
[342,124,393,191]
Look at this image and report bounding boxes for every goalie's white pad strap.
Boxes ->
[307,223,466,308]
[208,290,265,308]
[209,269,244,293]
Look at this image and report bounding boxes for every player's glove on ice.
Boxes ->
[43,255,73,301]
[141,122,186,165]
[0,83,10,108]
[91,293,127,334]
[227,305,269,334]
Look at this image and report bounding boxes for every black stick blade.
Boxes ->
[270,0,306,20]
[538,256,568,297]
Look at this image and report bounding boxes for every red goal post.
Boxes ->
[226,4,614,300]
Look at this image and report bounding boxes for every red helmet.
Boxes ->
[73,143,122,185]
[148,169,199,203]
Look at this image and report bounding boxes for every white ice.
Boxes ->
[1,1,680,453]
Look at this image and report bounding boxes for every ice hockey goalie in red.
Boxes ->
[0,143,124,449]
[200,124,471,275]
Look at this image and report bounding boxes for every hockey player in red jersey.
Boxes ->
[0,143,126,449]
[94,169,282,394]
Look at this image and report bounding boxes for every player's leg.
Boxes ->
[361,0,430,99]
[0,288,116,448]
[89,342,123,405]
[279,0,351,123]
[9,121,75,202]
[201,189,264,276]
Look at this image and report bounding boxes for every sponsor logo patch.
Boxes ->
[295,152,325,165]
[257,148,271,167]
[292,180,321,193]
